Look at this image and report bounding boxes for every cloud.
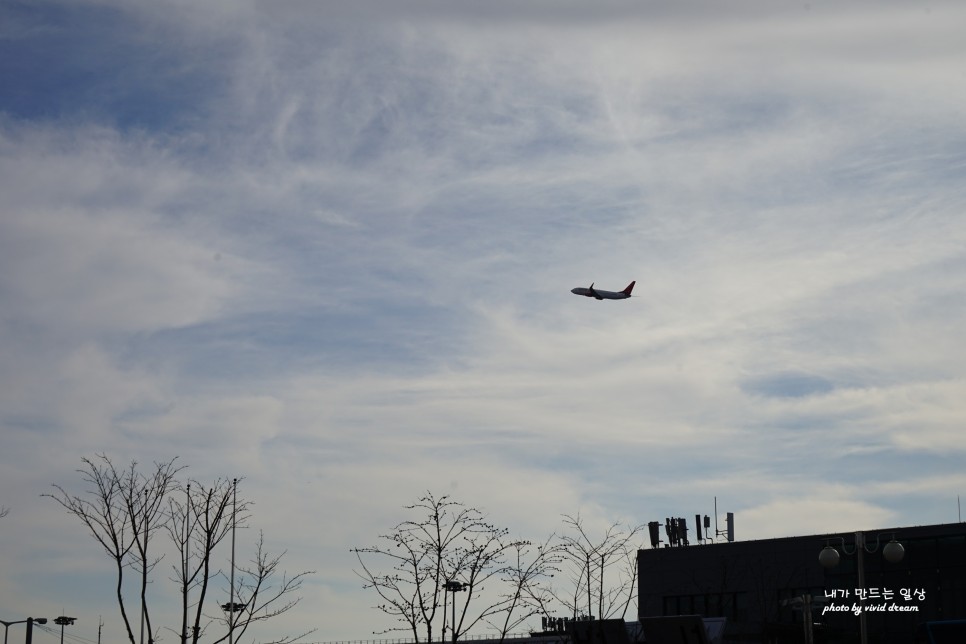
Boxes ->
[740,494,897,540]
[0,124,248,333]
[2,1,966,640]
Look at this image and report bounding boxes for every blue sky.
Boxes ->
[2,0,966,642]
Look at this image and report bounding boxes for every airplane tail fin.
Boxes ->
[622,281,636,296]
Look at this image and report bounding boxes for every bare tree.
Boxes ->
[352,492,528,643]
[554,514,645,621]
[46,456,313,644]
[165,479,244,644]
[485,536,562,643]
[45,455,183,644]
[0,505,9,518]
[209,531,315,644]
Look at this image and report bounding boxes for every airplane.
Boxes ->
[571,280,635,300]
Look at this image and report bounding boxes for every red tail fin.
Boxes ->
[622,281,636,296]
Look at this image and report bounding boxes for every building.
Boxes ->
[637,521,966,643]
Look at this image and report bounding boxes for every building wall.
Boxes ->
[637,522,966,644]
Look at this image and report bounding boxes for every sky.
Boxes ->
[2,0,966,642]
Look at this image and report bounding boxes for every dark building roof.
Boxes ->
[637,522,966,644]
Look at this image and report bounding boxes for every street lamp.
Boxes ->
[220,603,247,613]
[228,478,239,644]
[224,484,245,644]
[819,532,904,644]
[54,617,76,644]
[221,602,247,644]
[1,618,48,644]
[781,595,826,644]
[443,581,467,644]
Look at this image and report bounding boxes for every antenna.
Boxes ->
[714,496,718,539]
[713,497,735,542]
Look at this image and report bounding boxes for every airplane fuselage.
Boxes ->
[571,281,635,300]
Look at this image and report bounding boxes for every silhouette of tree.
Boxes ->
[46,455,314,644]
[485,536,562,643]
[46,455,182,644]
[352,492,555,643]
[166,479,237,644]
[554,514,644,621]
[208,530,314,644]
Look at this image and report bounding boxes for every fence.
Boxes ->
[317,632,563,644]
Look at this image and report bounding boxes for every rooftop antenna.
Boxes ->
[714,496,718,539]
[713,497,735,542]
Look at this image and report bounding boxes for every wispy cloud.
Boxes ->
[2,1,965,641]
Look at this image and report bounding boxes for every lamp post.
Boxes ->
[222,479,246,644]
[1,618,48,644]
[781,594,831,644]
[231,478,236,644]
[54,617,76,644]
[220,604,246,619]
[819,532,904,644]
[443,581,466,644]
[141,488,149,644]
